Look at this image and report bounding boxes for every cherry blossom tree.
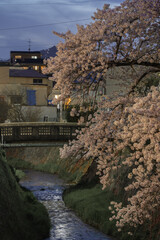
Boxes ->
[43,0,160,100]
[44,0,160,237]
[106,87,160,236]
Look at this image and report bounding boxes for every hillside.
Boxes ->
[0,149,50,240]
[41,45,57,59]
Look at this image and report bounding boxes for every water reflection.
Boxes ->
[20,170,112,240]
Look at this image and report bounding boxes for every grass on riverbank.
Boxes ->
[63,183,158,240]
[6,150,159,240]
[7,155,73,181]
[0,150,50,240]
[63,184,120,238]
[7,152,92,184]
[7,156,34,169]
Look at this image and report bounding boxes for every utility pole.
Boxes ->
[28,39,31,52]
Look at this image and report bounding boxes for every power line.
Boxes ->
[0,42,55,48]
[0,0,106,5]
[0,44,54,48]
[0,18,91,31]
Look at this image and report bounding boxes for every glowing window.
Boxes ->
[55,95,61,99]
[15,55,22,59]
[31,56,38,59]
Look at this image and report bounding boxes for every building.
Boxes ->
[10,51,44,72]
[9,68,49,106]
[0,51,57,122]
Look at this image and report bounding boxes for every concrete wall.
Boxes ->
[22,105,57,122]
[0,66,52,106]
[0,83,48,106]
[26,85,48,106]
[104,67,132,97]
[0,66,10,83]
[9,75,49,85]
[104,65,150,97]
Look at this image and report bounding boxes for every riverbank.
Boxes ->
[5,147,159,240]
[0,149,50,240]
[5,147,121,239]
[20,170,112,240]
[6,146,92,183]
[63,183,119,238]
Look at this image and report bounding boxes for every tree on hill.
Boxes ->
[41,46,57,59]
[43,0,160,238]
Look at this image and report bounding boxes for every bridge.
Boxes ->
[0,122,84,148]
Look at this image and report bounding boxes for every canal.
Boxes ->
[20,170,113,240]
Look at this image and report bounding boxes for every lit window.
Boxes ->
[65,97,71,106]
[41,66,44,70]
[15,55,22,59]
[55,95,61,99]
[31,56,38,59]
[34,66,38,70]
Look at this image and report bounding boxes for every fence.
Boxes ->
[0,122,84,143]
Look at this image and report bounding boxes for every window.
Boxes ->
[10,95,22,104]
[31,56,38,59]
[15,55,22,59]
[55,95,61,100]
[41,66,45,71]
[33,79,42,84]
[34,66,38,70]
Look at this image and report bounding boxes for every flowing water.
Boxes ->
[20,170,113,240]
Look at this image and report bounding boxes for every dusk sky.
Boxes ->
[0,0,123,60]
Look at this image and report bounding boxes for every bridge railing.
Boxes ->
[0,122,84,143]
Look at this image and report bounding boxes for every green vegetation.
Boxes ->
[5,147,159,240]
[63,182,159,240]
[6,147,92,184]
[0,100,10,123]
[62,148,159,240]
[7,156,34,170]
[63,184,117,236]
[35,156,93,184]
[0,149,50,240]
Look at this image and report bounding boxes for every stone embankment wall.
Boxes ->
[6,146,93,183]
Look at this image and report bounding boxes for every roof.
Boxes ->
[9,69,47,78]
[0,62,10,66]
[10,51,41,54]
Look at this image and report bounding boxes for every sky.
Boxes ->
[0,0,123,60]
